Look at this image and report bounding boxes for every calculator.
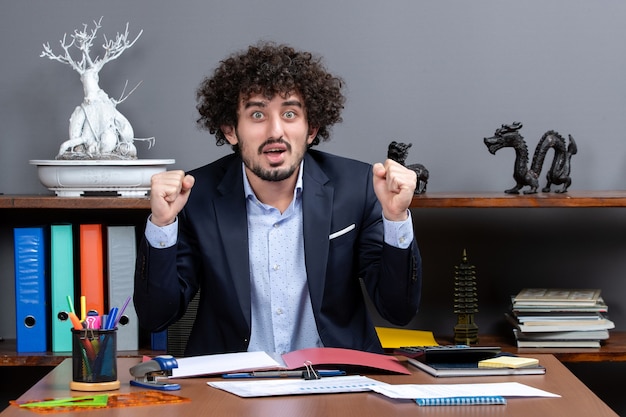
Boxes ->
[394,345,501,363]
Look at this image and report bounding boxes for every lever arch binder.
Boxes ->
[50,224,74,352]
[14,226,48,352]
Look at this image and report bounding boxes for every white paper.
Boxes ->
[370,381,560,400]
[208,375,386,397]
[171,351,282,378]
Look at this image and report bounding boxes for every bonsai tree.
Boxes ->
[41,17,153,160]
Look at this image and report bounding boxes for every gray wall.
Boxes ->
[3,1,626,193]
[2,2,626,336]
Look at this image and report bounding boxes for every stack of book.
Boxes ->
[506,288,614,348]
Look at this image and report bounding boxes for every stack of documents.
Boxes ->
[506,288,613,348]
[209,376,560,403]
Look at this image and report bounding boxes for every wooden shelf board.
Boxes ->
[436,331,626,363]
[0,195,151,210]
[3,191,626,210]
[410,191,626,208]
[2,332,626,366]
[0,339,163,367]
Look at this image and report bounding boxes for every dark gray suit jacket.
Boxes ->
[134,150,422,355]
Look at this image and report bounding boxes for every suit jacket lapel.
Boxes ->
[302,154,333,312]
[214,159,252,328]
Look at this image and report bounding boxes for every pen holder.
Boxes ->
[70,328,120,391]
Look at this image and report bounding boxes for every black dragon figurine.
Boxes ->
[387,141,429,194]
[484,122,577,194]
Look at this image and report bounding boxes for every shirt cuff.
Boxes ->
[145,216,178,248]
[383,210,414,249]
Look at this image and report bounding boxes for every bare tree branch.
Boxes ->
[98,22,143,69]
[40,33,83,73]
[113,79,143,105]
[39,17,142,75]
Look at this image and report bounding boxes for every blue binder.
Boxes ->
[50,224,74,352]
[14,227,48,352]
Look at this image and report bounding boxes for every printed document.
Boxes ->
[370,381,560,399]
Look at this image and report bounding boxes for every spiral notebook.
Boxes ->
[415,396,507,406]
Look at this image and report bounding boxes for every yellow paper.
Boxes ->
[375,327,438,349]
[478,356,539,369]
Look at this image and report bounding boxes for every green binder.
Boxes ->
[51,224,74,352]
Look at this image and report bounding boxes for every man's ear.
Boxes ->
[221,125,237,145]
[307,127,319,144]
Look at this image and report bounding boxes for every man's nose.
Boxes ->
[267,116,285,139]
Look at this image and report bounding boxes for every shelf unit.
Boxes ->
[0,195,152,367]
[1,192,625,365]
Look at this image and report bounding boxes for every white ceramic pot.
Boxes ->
[30,159,175,197]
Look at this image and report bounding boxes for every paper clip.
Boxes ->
[303,361,321,380]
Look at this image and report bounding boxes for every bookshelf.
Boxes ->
[0,195,152,367]
[1,192,626,365]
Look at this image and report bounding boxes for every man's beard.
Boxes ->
[247,163,298,182]
[242,137,303,182]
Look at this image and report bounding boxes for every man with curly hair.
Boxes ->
[134,42,422,356]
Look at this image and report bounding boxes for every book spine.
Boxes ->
[14,227,48,352]
[415,396,507,406]
[79,224,105,316]
[50,224,74,352]
[106,225,138,351]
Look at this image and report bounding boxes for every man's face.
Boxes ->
[223,92,318,182]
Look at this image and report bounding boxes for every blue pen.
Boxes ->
[105,307,118,329]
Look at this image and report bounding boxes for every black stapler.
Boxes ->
[129,355,181,391]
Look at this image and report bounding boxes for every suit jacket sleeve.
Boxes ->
[134,238,190,332]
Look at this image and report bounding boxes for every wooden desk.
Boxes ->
[1,355,617,417]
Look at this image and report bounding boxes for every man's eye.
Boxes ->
[284,111,296,119]
[252,111,263,119]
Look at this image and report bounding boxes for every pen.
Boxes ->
[80,296,86,321]
[114,296,132,327]
[222,370,346,378]
[104,307,118,330]
[66,295,75,314]
[68,312,84,331]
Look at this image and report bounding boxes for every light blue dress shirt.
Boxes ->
[145,161,414,354]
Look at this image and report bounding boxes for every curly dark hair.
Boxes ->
[196,42,345,148]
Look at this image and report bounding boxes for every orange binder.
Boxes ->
[80,224,105,316]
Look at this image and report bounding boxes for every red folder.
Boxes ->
[281,347,410,375]
[80,224,105,315]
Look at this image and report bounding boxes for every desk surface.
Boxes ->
[2,354,617,417]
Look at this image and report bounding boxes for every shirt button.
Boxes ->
[276,308,283,315]
[273,264,280,271]
[399,236,406,244]
[273,223,280,228]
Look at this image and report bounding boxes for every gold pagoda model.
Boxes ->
[453,249,479,344]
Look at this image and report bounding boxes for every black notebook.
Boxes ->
[407,356,546,378]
